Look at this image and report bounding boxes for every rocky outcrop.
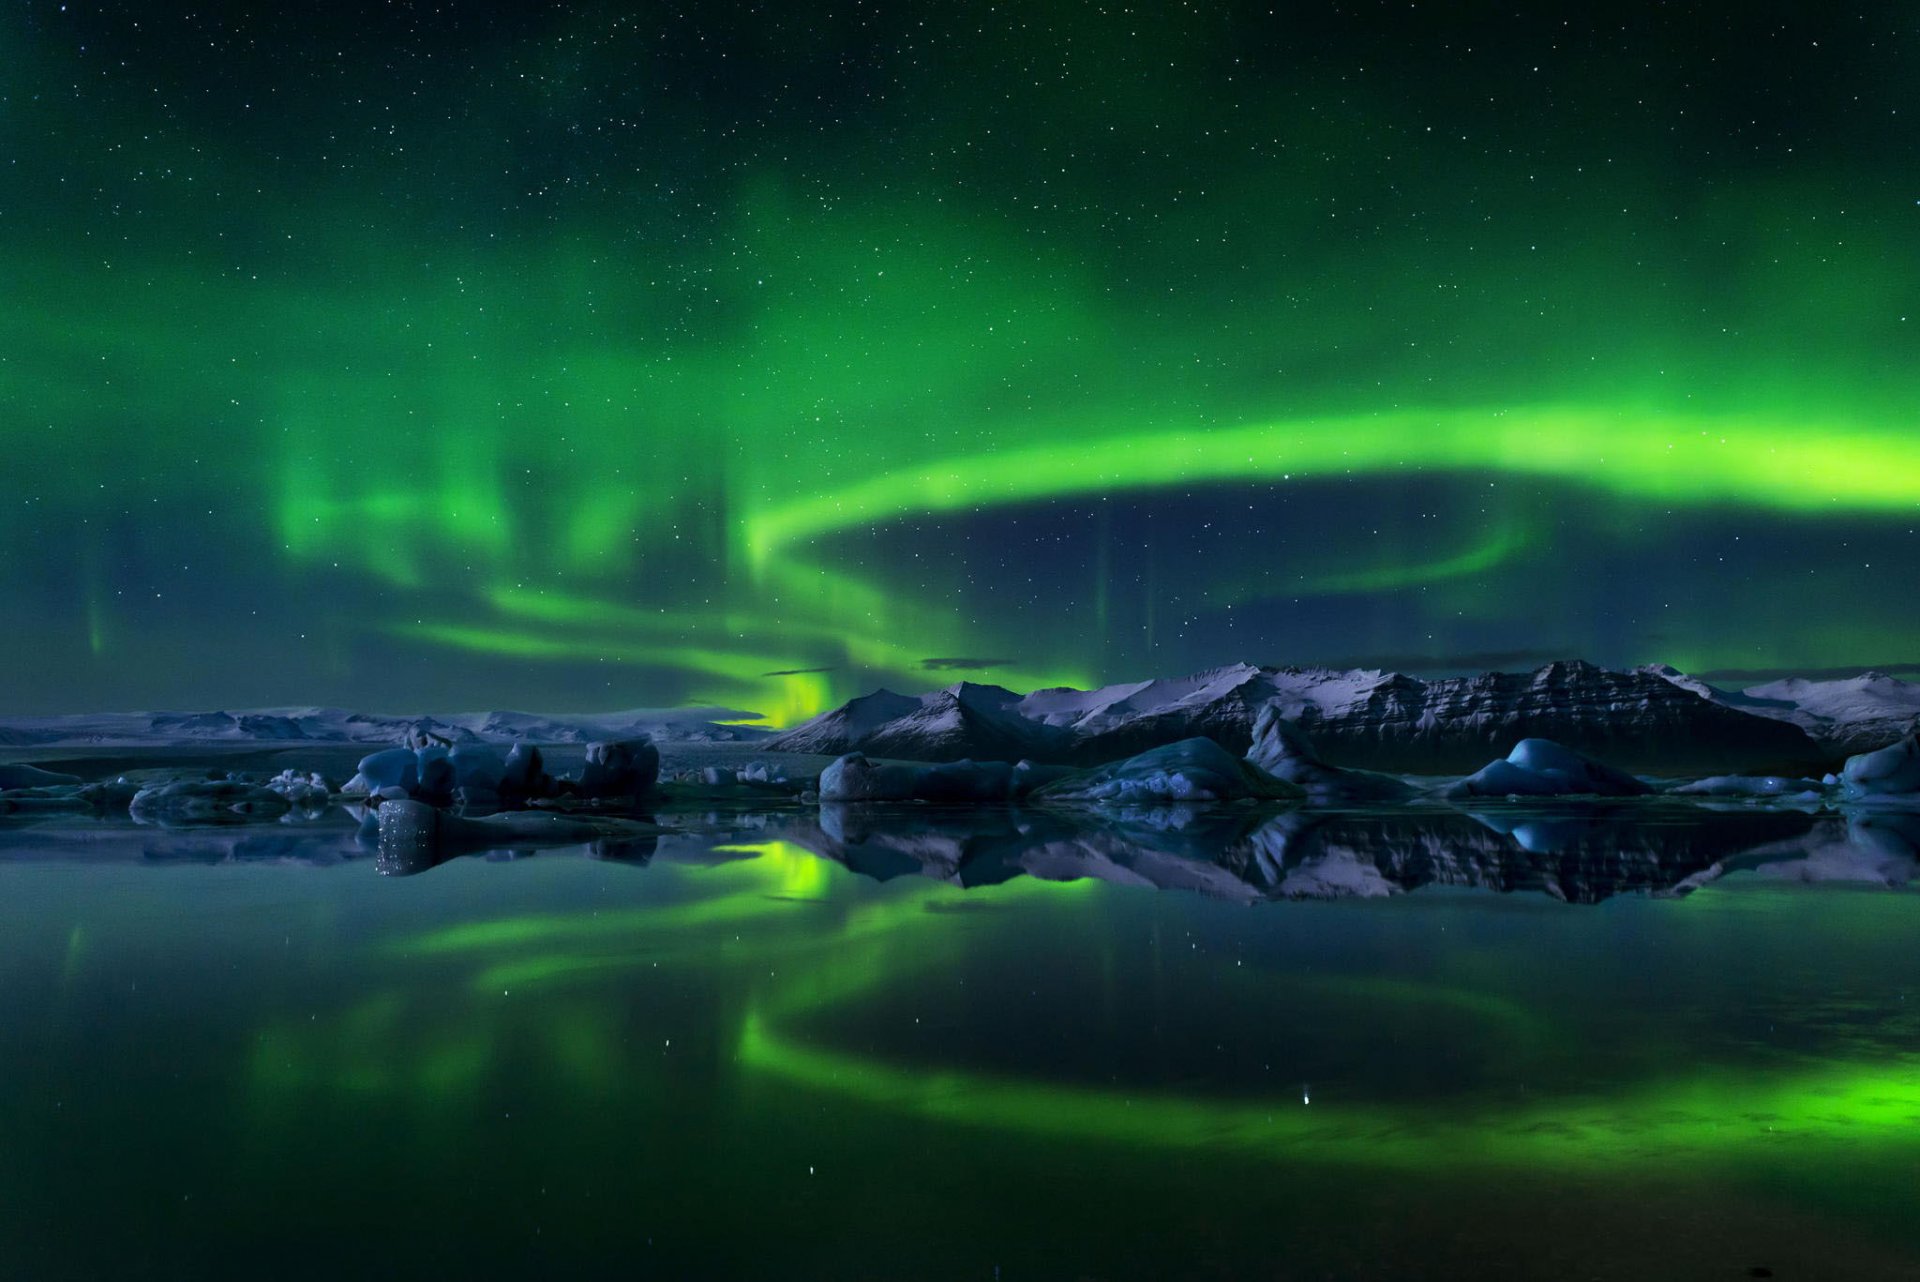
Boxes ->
[1244,704,1416,803]
[1298,661,1822,775]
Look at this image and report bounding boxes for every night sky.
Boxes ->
[5,2,1918,722]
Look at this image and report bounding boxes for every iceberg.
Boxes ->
[1032,738,1304,806]
[0,764,82,790]
[498,742,554,803]
[129,780,293,826]
[265,770,333,807]
[1445,739,1652,799]
[1839,732,1920,798]
[1671,774,1826,799]
[344,747,418,796]
[575,738,660,801]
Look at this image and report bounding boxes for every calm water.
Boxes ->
[2,805,1918,1279]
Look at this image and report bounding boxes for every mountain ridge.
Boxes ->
[769,659,1917,773]
[4,662,1914,770]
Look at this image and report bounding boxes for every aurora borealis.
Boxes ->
[6,2,1919,721]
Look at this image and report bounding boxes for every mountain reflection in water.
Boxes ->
[6,798,1915,903]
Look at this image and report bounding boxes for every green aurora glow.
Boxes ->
[4,4,1918,716]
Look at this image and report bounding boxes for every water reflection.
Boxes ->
[2,801,1919,1278]
[3,798,1913,901]
[791,802,1830,902]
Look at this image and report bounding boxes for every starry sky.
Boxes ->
[4,1,1918,722]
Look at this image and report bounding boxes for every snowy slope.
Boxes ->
[1639,665,1920,754]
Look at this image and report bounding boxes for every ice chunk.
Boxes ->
[0,764,82,789]
[1034,738,1304,806]
[414,746,456,801]
[448,745,505,791]
[499,742,553,802]
[816,753,1078,803]
[576,738,660,801]
[1840,732,1920,798]
[265,769,332,807]
[348,747,418,796]
[129,780,292,826]
[818,753,933,802]
[1446,738,1652,799]
[1671,774,1826,799]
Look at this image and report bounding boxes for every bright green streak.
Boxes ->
[743,406,1920,571]
[9,5,1920,714]
[738,1008,1920,1171]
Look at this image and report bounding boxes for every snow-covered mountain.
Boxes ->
[10,660,1907,767]
[1639,665,1920,755]
[769,659,1831,773]
[0,706,771,748]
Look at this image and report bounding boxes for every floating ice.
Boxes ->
[1840,732,1920,798]
[345,747,417,796]
[1446,738,1651,799]
[129,780,292,826]
[0,764,82,789]
[1671,774,1826,799]
[1034,737,1303,806]
[576,738,660,801]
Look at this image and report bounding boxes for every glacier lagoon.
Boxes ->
[2,790,1919,1278]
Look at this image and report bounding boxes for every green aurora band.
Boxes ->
[4,4,1918,715]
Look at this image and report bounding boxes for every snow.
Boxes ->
[837,690,926,740]
[1643,664,1920,748]
[1745,672,1920,739]
[1013,664,1391,733]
